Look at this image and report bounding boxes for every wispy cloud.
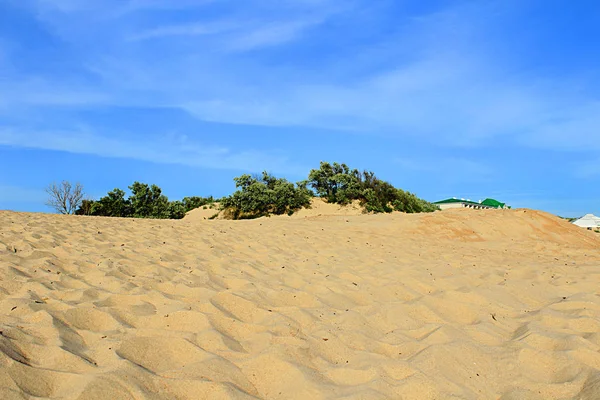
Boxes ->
[0,127,305,175]
[3,0,599,175]
[22,1,597,149]
[517,102,600,151]
[128,20,236,41]
[118,0,217,14]
[32,0,212,15]
[224,18,326,51]
[129,16,324,52]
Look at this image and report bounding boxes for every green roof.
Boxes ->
[480,198,506,208]
[434,197,510,209]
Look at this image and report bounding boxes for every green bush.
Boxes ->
[307,162,361,204]
[73,164,436,219]
[75,183,212,219]
[392,189,439,213]
[87,188,132,217]
[167,200,187,219]
[182,196,214,212]
[221,172,312,219]
[129,182,170,218]
[75,199,96,216]
[307,161,438,214]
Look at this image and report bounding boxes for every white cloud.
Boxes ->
[129,15,324,52]
[119,0,216,14]
[31,0,211,15]
[224,18,326,51]
[33,0,92,13]
[5,0,598,154]
[0,127,306,175]
[176,59,597,151]
[517,102,600,151]
[128,20,236,41]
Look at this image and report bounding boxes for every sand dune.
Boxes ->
[1,209,599,399]
[184,198,365,221]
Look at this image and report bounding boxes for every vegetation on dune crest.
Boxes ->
[220,162,437,220]
[182,196,215,212]
[74,182,214,219]
[52,162,436,219]
[221,172,312,220]
[307,161,438,214]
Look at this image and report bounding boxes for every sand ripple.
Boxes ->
[1,209,600,399]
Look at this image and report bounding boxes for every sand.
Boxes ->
[185,199,365,222]
[1,207,600,399]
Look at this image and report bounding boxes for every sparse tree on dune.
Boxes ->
[307,161,439,213]
[45,181,85,215]
[221,172,312,219]
[75,198,95,216]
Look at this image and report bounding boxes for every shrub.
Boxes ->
[392,189,439,213]
[167,200,186,219]
[128,182,171,218]
[307,162,361,204]
[221,172,311,219]
[307,161,438,214]
[75,198,95,216]
[182,196,214,212]
[75,183,212,219]
[89,188,131,217]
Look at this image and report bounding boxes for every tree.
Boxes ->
[392,189,439,213]
[307,161,439,214]
[167,200,186,219]
[307,162,361,204]
[129,182,170,218]
[221,172,312,219]
[91,188,131,217]
[75,198,95,216]
[45,181,84,215]
[74,182,213,219]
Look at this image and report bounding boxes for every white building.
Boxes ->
[433,197,509,211]
[572,214,600,229]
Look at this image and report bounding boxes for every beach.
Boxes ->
[1,207,600,399]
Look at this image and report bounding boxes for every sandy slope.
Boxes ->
[1,209,600,399]
[184,204,222,221]
[184,198,364,221]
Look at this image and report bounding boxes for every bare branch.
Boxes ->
[45,181,85,215]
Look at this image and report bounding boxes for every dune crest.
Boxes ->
[184,198,365,221]
[1,209,599,399]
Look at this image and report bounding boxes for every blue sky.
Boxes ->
[1,0,599,216]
